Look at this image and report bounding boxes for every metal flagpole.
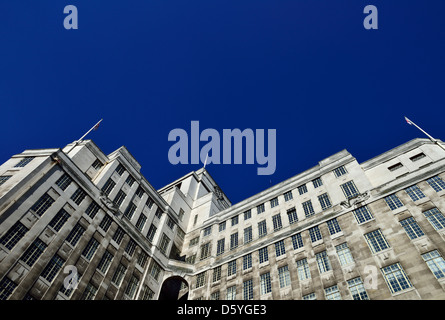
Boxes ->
[404,116,445,152]
[77,119,103,142]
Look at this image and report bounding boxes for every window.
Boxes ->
[99,215,112,232]
[347,277,369,300]
[259,247,269,264]
[287,207,298,224]
[296,258,311,280]
[278,265,291,288]
[316,251,332,273]
[405,185,425,201]
[270,197,279,208]
[260,272,272,295]
[243,253,252,270]
[303,293,316,300]
[308,226,322,243]
[203,226,212,237]
[352,206,373,224]
[212,266,221,282]
[70,188,86,205]
[200,242,211,260]
[381,263,412,294]
[216,238,225,256]
[112,264,127,286]
[421,250,445,279]
[115,164,125,175]
[231,215,239,226]
[31,193,55,216]
[227,286,236,300]
[85,202,100,219]
[326,218,341,235]
[66,223,85,246]
[335,243,354,266]
[364,229,390,254]
[340,181,360,199]
[139,285,155,300]
[97,250,114,273]
[41,254,65,282]
[333,165,347,178]
[47,209,70,232]
[92,159,103,170]
[243,209,251,220]
[14,157,34,168]
[423,207,445,231]
[384,194,404,211]
[400,217,425,240]
[291,233,303,250]
[325,285,341,300]
[125,275,140,299]
[275,240,286,257]
[272,214,282,231]
[318,193,332,210]
[230,233,238,250]
[101,179,116,196]
[219,221,226,232]
[298,184,308,195]
[189,236,199,247]
[146,197,154,209]
[55,174,72,191]
[210,291,220,300]
[136,214,147,231]
[146,224,157,242]
[125,175,135,187]
[427,176,445,192]
[124,203,137,220]
[112,227,125,245]
[20,238,47,267]
[0,175,12,186]
[113,190,126,207]
[258,220,267,238]
[125,239,137,256]
[284,190,293,202]
[196,272,206,288]
[410,153,426,162]
[82,238,99,260]
[227,260,237,276]
[137,250,148,268]
[244,226,252,244]
[302,200,315,217]
[388,163,403,172]
[243,279,253,300]
[149,262,161,280]
[0,222,29,250]
[159,234,170,254]
[257,203,265,214]
[312,177,323,188]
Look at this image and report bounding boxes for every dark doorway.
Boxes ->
[158,276,189,301]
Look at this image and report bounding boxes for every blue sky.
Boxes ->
[0,0,444,204]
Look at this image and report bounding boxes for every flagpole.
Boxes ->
[404,116,445,152]
[77,119,103,142]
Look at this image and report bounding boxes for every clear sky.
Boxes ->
[0,0,444,204]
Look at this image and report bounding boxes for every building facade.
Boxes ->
[1,138,445,300]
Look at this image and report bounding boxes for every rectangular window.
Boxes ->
[272,214,282,231]
[112,227,125,245]
[335,243,354,266]
[125,275,139,299]
[146,197,154,209]
[149,262,161,280]
[400,217,425,240]
[20,238,47,267]
[200,242,211,260]
[210,291,220,301]
[0,222,29,250]
[270,197,279,208]
[257,203,265,214]
[48,209,70,232]
[243,279,253,300]
[421,250,445,279]
[243,253,252,270]
[296,258,311,280]
[227,286,236,300]
[326,218,342,235]
[139,285,155,300]
[196,272,206,288]
[66,223,86,246]
[212,266,221,282]
[384,194,404,210]
[82,238,100,260]
[112,264,127,286]
[278,265,291,288]
[113,190,126,207]
[298,184,308,195]
[243,209,251,220]
[318,193,332,210]
[340,181,360,199]
[312,177,323,188]
[427,176,445,192]
[275,240,286,257]
[216,238,225,256]
[135,214,147,231]
[227,260,237,276]
[347,277,369,300]
[316,250,332,273]
[137,250,148,268]
[146,224,157,242]
[302,200,315,217]
[352,206,374,224]
[325,285,341,300]
[259,247,269,264]
[99,215,112,232]
[291,233,303,250]
[364,229,390,253]
[0,175,12,186]
[135,187,145,198]
[41,254,65,283]
[260,272,272,295]
[14,157,34,168]
[410,153,426,162]
[92,159,103,170]
[55,174,72,191]
[258,220,267,238]
[244,226,252,244]
[85,202,100,219]
[97,250,114,274]
[31,193,55,216]
[284,190,293,202]
[287,207,298,224]
[388,163,403,172]
[219,221,226,232]
[101,179,116,196]
[231,215,239,226]
[308,226,322,242]
[423,207,445,231]
[333,165,348,178]
[189,236,199,247]
[203,226,212,237]
[124,203,137,220]
[0,278,17,300]
[159,234,170,254]
[381,263,412,294]
[70,188,86,205]
[303,293,316,300]
[125,239,137,256]
[125,175,135,187]
[405,185,426,201]
[115,164,125,175]
[230,233,238,250]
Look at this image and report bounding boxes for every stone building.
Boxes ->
[1,137,445,300]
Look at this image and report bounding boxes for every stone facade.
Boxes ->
[1,138,445,300]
